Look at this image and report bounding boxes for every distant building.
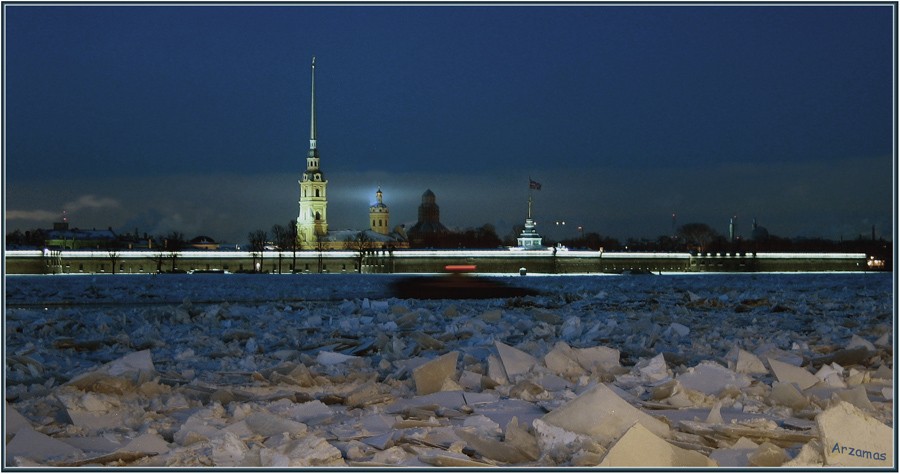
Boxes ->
[408,189,449,245]
[44,221,118,250]
[189,235,218,250]
[751,218,769,241]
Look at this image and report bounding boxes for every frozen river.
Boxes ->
[4,272,894,467]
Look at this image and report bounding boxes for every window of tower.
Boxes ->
[315,189,320,197]
[315,212,321,220]
[372,219,376,227]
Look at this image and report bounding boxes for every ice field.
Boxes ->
[4,272,894,467]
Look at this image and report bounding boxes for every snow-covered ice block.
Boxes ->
[768,358,820,391]
[676,361,751,395]
[599,422,716,467]
[495,341,538,378]
[413,351,459,396]
[816,401,892,467]
[539,383,670,445]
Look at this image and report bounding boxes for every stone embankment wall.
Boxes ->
[4,250,869,275]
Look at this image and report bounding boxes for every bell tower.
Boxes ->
[369,187,390,235]
[297,56,329,248]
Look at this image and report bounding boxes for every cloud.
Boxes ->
[5,209,60,222]
[64,195,121,212]
[6,194,122,227]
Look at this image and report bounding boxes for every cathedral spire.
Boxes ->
[308,56,318,159]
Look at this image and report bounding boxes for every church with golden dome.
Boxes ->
[295,57,409,250]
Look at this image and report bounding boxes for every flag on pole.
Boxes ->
[529,179,542,191]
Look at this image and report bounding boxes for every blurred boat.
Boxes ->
[390,265,540,300]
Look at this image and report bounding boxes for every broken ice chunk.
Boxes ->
[599,422,716,467]
[486,354,509,386]
[6,425,84,464]
[770,382,808,411]
[210,431,249,466]
[734,349,768,375]
[782,439,825,467]
[847,334,876,352]
[65,350,157,393]
[494,341,539,379]
[676,361,751,395]
[543,342,588,378]
[815,364,846,388]
[5,403,31,441]
[705,402,724,424]
[747,441,788,467]
[259,433,345,467]
[413,351,459,396]
[539,383,670,446]
[832,385,875,412]
[768,358,820,391]
[637,354,670,383]
[665,322,690,339]
[316,351,360,366]
[709,437,759,467]
[816,401,892,467]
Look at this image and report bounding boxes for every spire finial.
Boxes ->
[309,55,318,156]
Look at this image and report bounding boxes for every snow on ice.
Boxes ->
[4,272,894,467]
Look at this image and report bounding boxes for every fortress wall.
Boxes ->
[5,250,868,274]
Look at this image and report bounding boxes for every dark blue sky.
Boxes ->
[4,3,895,244]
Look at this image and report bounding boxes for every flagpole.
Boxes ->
[527,178,533,220]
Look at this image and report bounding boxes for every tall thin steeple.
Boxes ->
[308,56,319,160]
[297,55,328,248]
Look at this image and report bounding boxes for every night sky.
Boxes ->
[4,3,895,245]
